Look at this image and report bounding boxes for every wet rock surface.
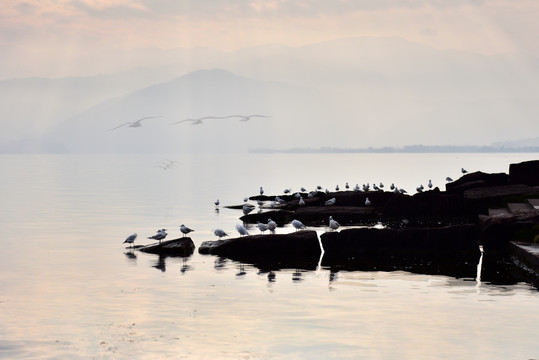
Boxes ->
[138,237,195,257]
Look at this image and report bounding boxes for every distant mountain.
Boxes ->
[33,69,333,153]
[2,36,539,153]
[491,137,539,148]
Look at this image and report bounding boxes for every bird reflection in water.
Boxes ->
[124,250,137,265]
[292,269,303,283]
[267,271,276,283]
[153,255,167,272]
[180,257,193,275]
[236,263,247,277]
[214,257,228,271]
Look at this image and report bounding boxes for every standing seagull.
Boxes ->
[461,168,468,174]
[179,224,194,237]
[214,199,220,207]
[148,229,167,244]
[236,224,249,236]
[428,179,433,189]
[329,216,340,231]
[257,222,269,234]
[292,219,306,231]
[365,197,371,206]
[214,229,228,239]
[267,218,277,234]
[123,233,137,247]
[225,114,270,122]
[108,116,162,131]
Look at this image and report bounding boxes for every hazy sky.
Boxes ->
[2,0,539,76]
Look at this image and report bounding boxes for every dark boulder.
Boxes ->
[464,184,539,215]
[509,160,539,186]
[293,205,379,226]
[320,225,481,277]
[138,237,195,257]
[240,210,294,225]
[198,230,321,269]
[446,171,509,193]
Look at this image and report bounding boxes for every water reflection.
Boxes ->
[123,250,137,265]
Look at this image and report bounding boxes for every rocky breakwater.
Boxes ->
[199,230,321,269]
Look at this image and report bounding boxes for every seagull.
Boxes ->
[283,188,291,194]
[148,229,167,243]
[123,233,137,247]
[257,199,264,207]
[108,116,162,131]
[214,199,220,207]
[446,177,453,182]
[292,219,306,231]
[267,218,277,234]
[224,114,270,122]
[170,116,228,125]
[329,216,340,231]
[325,198,336,206]
[214,229,228,239]
[354,184,361,192]
[179,224,194,237]
[300,187,307,192]
[390,183,395,190]
[379,182,384,189]
[242,204,255,215]
[299,197,306,206]
[335,185,340,191]
[416,186,423,193]
[260,187,264,195]
[428,179,433,189]
[257,221,269,233]
[236,224,249,236]
[365,197,371,206]
[461,168,468,174]
[345,182,350,190]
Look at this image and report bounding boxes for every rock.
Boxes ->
[509,160,539,186]
[138,237,195,257]
[446,171,509,193]
[293,206,379,226]
[464,184,539,215]
[240,210,294,225]
[320,225,481,276]
[198,230,321,269]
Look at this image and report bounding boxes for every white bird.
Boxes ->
[267,218,277,233]
[243,197,248,203]
[345,182,350,190]
[214,199,220,207]
[123,233,137,247]
[461,168,468,174]
[329,216,340,231]
[390,183,395,190]
[393,187,400,194]
[354,184,361,192]
[260,186,264,195]
[299,197,306,206]
[292,219,306,231]
[148,229,167,243]
[236,224,249,236]
[257,222,269,233]
[325,198,336,206]
[446,177,453,182]
[379,182,384,189]
[365,197,371,206]
[225,114,270,122]
[170,116,228,125]
[283,188,291,194]
[428,179,433,189]
[257,199,264,207]
[335,185,340,191]
[108,116,162,131]
[179,224,194,237]
[301,187,307,192]
[416,186,423,193]
[317,185,322,190]
[214,229,228,238]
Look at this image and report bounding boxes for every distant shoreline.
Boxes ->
[250,145,539,154]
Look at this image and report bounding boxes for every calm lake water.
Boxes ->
[1,152,538,359]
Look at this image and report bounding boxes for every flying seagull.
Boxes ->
[170,116,228,125]
[108,116,162,131]
[224,114,270,122]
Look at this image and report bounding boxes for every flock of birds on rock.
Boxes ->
[108,114,270,131]
[122,162,471,248]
